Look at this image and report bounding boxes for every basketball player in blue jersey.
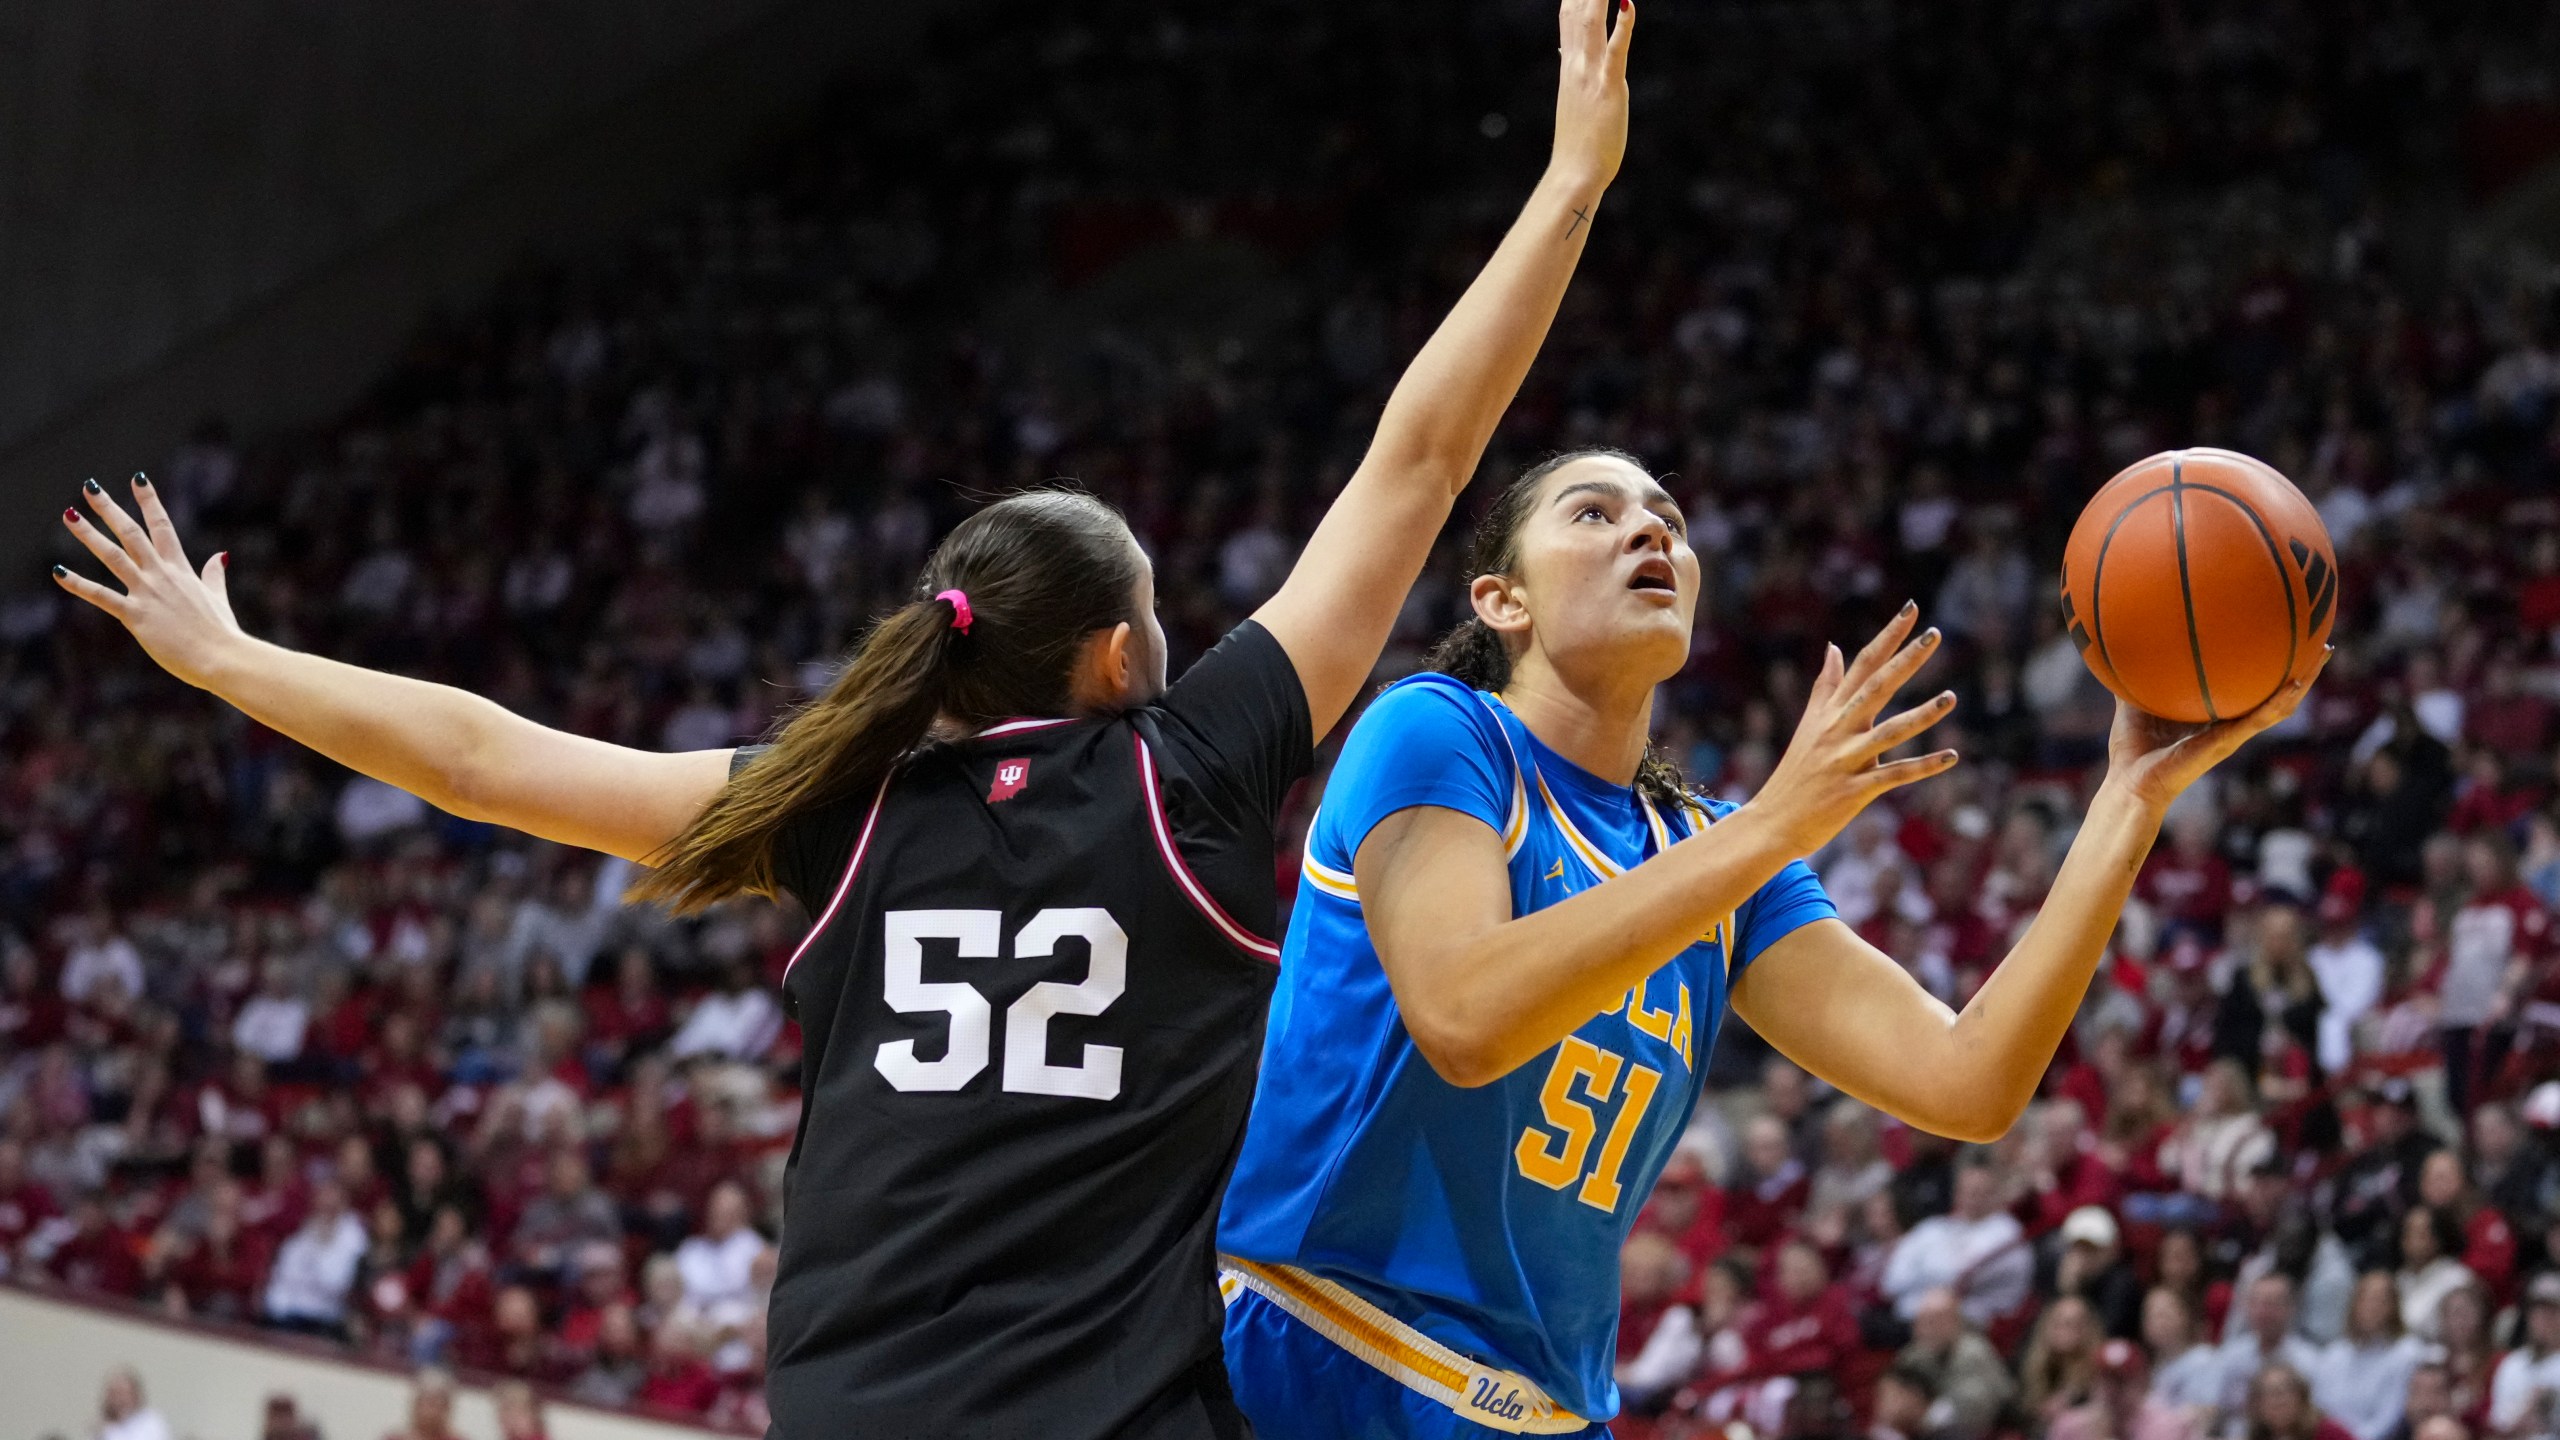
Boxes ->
[1217,445,2326,1437]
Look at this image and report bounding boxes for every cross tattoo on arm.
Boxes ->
[1567,204,1593,239]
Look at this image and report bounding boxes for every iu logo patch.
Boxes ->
[987,759,1031,803]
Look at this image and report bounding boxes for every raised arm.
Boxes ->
[55,477,731,864]
[1731,666,2325,1143]
[1255,0,1634,738]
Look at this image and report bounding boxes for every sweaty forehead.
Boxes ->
[1540,455,1677,511]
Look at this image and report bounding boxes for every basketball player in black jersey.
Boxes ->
[58,3,1637,1432]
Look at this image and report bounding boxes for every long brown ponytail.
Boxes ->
[630,489,1144,913]
[1421,448,1694,811]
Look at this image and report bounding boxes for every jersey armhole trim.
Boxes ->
[1135,733,1281,963]
[1465,690,1531,858]
[780,774,893,983]
[969,716,1078,740]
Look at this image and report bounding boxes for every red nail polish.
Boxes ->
[217,552,229,568]
[63,507,78,522]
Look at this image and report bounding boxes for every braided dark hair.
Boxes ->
[1422,448,1695,811]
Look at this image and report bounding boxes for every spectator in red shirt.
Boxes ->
[157,1180,273,1322]
[333,1134,390,1216]
[2520,534,2560,635]
[584,948,672,1078]
[2017,1102,2126,1240]
[304,968,373,1074]
[1728,1115,1811,1259]
[559,1241,635,1358]
[2419,1149,2518,1305]
[0,947,68,1052]
[2097,1061,2180,1195]
[1635,1149,1727,1279]
[239,1133,309,1242]
[1696,1239,1865,1430]
[631,1092,751,1246]
[463,1283,572,1382]
[1617,1229,1703,1415]
[2141,815,2237,942]
[636,1320,723,1415]
[2447,753,2537,838]
[2467,658,2552,760]
[407,1203,497,1364]
[1737,1240,1864,1382]
[2153,937,2228,1081]
[40,1193,145,1296]
[358,1012,442,1112]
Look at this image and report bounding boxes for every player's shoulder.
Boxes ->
[1330,673,1519,783]
[1350,671,1506,744]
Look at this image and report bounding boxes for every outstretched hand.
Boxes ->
[54,475,248,691]
[1550,0,1633,192]
[1746,602,1960,857]
[2103,650,2332,812]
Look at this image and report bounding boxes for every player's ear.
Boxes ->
[1071,622,1136,711]
[1471,573,1531,638]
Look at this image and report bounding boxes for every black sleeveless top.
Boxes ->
[745,622,1309,1440]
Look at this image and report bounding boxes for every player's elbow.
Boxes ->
[1399,1001,1513,1090]
[434,737,502,825]
[1909,1090,2026,1146]
[1929,1109,2019,1146]
[1411,1034,1508,1090]
[434,704,525,826]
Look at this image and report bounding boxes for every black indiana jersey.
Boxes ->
[753,622,1310,1440]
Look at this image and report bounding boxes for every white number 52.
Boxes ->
[875,908,1126,1101]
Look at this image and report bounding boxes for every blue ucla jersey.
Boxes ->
[1218,673,1838,1422]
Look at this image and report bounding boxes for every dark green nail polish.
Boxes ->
[131,472,150,487]
[82,478,100,494]
[50,564,65,578]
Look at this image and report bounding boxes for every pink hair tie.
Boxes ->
[935,588,974,635]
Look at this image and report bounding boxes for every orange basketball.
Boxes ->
[2058,447,2336,725]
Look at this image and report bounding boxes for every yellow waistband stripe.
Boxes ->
[1221,1258,1590,1435]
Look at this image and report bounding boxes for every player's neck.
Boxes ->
[1498,660,1652,788]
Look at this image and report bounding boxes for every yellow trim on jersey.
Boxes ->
[1220,1258,1590,1435]
[1302,849,1362,904]
[1479,693,1533,859]
[1485,688,1737,973]
[1676,798,1738,978]
[1535,772,1624,881]
[1641,794,1675,854]
[1497,753,1530,859]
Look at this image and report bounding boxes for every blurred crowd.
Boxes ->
[67,1364,548,1440]
[4,0,2560,1434]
